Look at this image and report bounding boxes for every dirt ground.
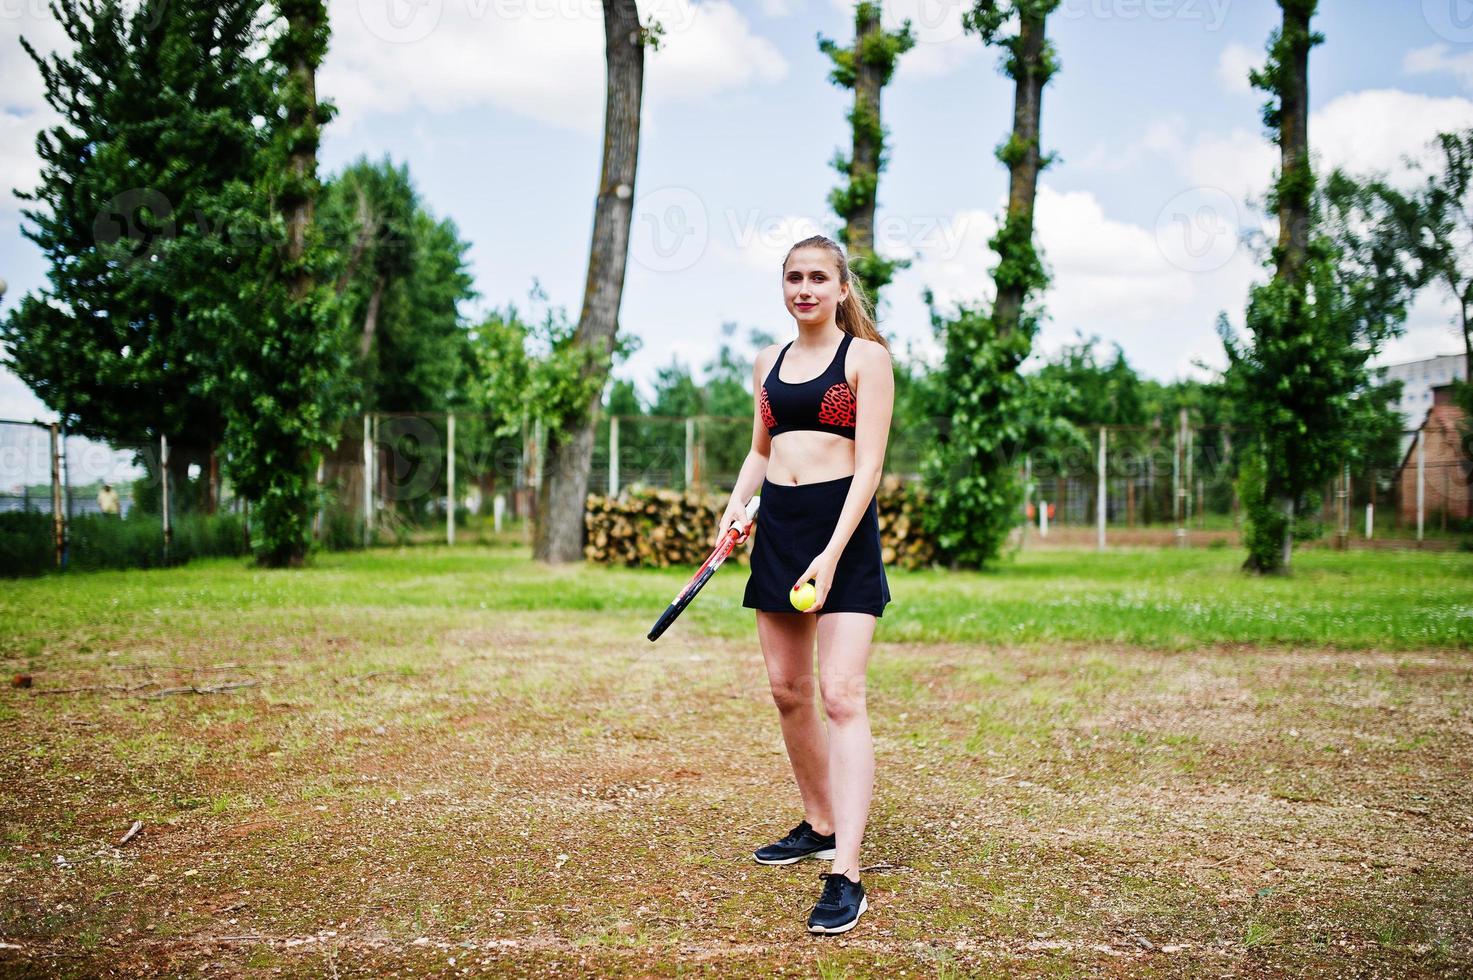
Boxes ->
[2,600,1470,977]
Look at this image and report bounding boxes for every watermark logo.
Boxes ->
[358,0,444,44]
[630,186,709,274]
[1424,0,1473,43]
[93,189,176,267]
[1155,186,1243,273]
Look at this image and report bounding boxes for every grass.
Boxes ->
[0,544,1469,976]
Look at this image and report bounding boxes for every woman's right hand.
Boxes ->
[717,498,751,543]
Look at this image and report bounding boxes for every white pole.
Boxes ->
[1039,499,1049,537]
[493,493,505,533]
[446,411,456,546]
[609,415,620,498]
[1416,432,1425,542]
[160,434,171,562]
[684,416,695,490]
[1365,502,1373,540]
[1173,412,1184,547]
[362,413,373,547]
[1096,426,1107,552]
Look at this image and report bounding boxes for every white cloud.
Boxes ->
[1405,42,1473,91]
[1216,42,1261,95]
[322,0,787,134]
[887,186,1261,382]
[1,10,69,216]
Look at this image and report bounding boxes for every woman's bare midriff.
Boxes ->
[765,430,856,485]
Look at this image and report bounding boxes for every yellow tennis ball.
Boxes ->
[790,580,816,611]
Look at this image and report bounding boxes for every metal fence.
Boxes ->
[4,410,1468,570]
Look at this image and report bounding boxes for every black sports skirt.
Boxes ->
[742,474,892,617]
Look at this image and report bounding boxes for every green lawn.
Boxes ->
[1,545,1469,977]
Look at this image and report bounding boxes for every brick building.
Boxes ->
[1397,384,1470,525]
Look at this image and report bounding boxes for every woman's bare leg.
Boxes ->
[816,611,877,879]
[756,610,832,834]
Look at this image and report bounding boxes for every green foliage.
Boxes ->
[1,0,278,458]
[962,0,1064,79]
[0,511,248,577]
[468,284,638,442]
[318,157,476,414]
[211,0,347,568]
[916,291,1071,568]
[0,513,53,577]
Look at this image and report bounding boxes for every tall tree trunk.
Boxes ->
[359,273,386,360]
[281,1,321,304]
[991,10,1048,338]
[1276,0,1313,288]
[533,0,644,563]
[846,3,881,262]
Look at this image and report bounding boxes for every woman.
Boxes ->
[717,234,894,935]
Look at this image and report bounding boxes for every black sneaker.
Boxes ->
[807,872,867,934]
[752,820,837,865]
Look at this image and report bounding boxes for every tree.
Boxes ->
[319,158,476,414]
[533,0,661,563]
[2,0,279,513]
[1400,129,1473,421]
[916,0,1065,568]
[963,0,1060,339]
[212,0,349,567]
[818,1,915,301]
[1219,0,1414,572]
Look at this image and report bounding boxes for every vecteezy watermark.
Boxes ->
[1154,186,1245,273]
[629,186,709,274]
[354,0,698,45]
[1057,0,1232,31]
[93,189,177,268]
[1424,0,1473,43]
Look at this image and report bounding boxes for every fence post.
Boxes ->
[314,455,325,540]
[684,417,694,491]
[161,433,171,564]
[1416,432,1425,543]
[1096,426,1106,551]
[49,422,63,569]
[1040,498,1049,537]
[447,411,456,546]
[609,415,621,498]
[1365,501,1373,540]
[362,413,373,547]
[1173,410,1185,547]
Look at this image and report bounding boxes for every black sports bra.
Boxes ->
[759,333,857,440]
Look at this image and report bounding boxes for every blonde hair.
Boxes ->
[782,235,889,351]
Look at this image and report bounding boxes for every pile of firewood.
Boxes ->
[583,490,741,568]
[584,476,938,570]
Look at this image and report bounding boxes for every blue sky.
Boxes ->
[4,0,1473,424]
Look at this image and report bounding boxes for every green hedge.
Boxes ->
[1,510,250,577]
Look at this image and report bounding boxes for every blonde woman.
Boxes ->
[717,234,894,934]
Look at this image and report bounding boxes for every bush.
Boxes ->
[0,511,55,577]
[2,510,250,577]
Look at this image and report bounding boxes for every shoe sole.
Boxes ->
[752,847,837,866]
[808,895,868,934]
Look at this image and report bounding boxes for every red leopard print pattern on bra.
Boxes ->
[759,385,776,430]
[817,383,857,428]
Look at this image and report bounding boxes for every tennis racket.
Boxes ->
[647,496,761,641]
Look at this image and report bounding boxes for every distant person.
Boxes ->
[97,483,120,516]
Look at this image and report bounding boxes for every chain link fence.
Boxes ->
[4,409,1468,574]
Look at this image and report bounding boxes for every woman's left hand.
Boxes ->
[794,549,840,613]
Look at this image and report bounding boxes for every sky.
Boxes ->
[3,0,1473,425]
